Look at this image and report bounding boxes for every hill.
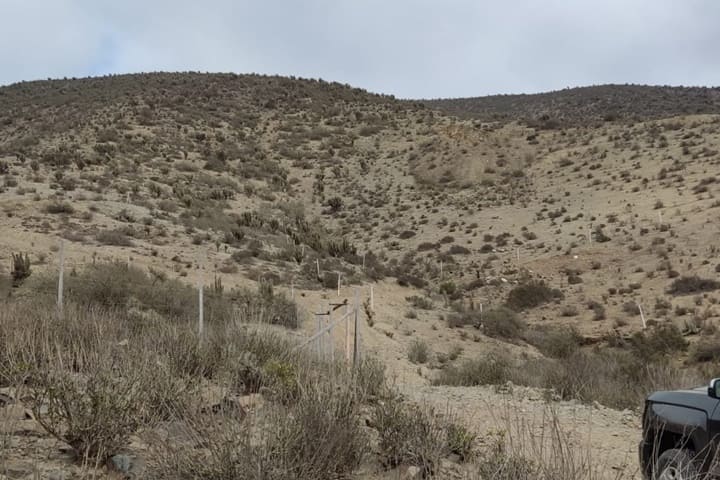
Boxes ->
[2,73,720,479]
[424,84,720,127]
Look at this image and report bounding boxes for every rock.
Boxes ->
[202,396,247,418]
[108,454,145,478]
[401,465,422,480]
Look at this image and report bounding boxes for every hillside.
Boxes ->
[2,73,720,479]
[425,84,720,127]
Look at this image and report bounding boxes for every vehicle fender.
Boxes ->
[649,403,710,458]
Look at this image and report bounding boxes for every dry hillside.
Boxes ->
[2,73,720,479]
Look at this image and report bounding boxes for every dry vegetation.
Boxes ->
[2,72,720,478]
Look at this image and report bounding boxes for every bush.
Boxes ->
[28,349,149,462]
[354,356,389,401]
[153,380,367,480]
[481,307,526,339]
[506,280,563,311]
[96,229,135,246]
[408,339,431,364]
[629,324,688,362]
[45,201,75,214]
[524,326,582,359]
[433,355,513,387]
[690,337,720,363]
[372,398,449,476]
[448,245,470,255]
[668,276,720,295]
[406,295,433,310]
[587,300,606,320]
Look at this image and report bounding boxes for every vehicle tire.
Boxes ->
[654,448,700,480]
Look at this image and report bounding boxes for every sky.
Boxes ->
[1,0,719,99]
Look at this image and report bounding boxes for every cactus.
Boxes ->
[11,253,31,286]
[212,275,224,295]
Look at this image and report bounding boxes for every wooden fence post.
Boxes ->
[337,272,341,297]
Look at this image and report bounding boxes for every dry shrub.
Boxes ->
[472,404,629,480]
[448,306,526,340]
[408,339,431,364]
[433,355,513,387]
[29,361,147,462]
[524,326,582,359]
[372,398,451,476]
[150,368,368,480]
[668,276,720,295]
[506,280,563,311]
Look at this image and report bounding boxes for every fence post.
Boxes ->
[316,258,321,279]
[328,302,334,363]
[290,280,294,300]
[57,239,64,319]
[198,278,204,338]
[337,272,341,297]
[353,289,361,368]
[638,303,647,330]
[345,301,351,364]
[316,304,322,358]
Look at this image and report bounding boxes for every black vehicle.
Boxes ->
[640,378,720,479]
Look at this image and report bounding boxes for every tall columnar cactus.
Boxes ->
[11,253,31,286]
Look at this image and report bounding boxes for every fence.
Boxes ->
[44,239,370,359]
[292,289,363,367]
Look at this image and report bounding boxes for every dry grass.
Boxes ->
[471,402,636,479]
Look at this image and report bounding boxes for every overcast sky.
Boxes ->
[2,0,719,98]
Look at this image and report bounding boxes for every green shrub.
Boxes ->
[629,323,688,361]
[690,337,720,363]
[446,422,476,462]
[406,295,433,310]
[506,280,563,311]
[668,276,720,295]
[45,201,75,214]
[524,326,582,359]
